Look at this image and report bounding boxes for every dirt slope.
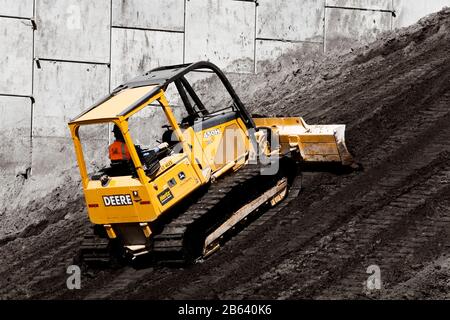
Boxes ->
[1,8,450,300]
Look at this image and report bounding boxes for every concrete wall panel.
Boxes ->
[110,28,184,89]
[325,7,392,52]
[256,40,322,71]
[0,96,31,175]
[112,0,184,31]
[32,61,109,138]
[257,0,324,42]
[31,136,109,176]
[128,107,173,149]
[0,18,33,95]
[393,0,450,28]
[327,0,393,10]
[185,0,255,73]
[35,0,110,62]
[0,0,34,18]
[31,137,72,177]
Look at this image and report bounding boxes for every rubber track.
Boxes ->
[152,164,265,262]
[82,174,302,300]
[226,173,302,245]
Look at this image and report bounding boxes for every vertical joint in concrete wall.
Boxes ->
[323,0,327,53]
[253,0,257,73]
[29,94,35,176]
[30,0,37,177]
[391,0,395,30]
[108,0,113,145]
[109,0,113,73]
[183,0,187,64]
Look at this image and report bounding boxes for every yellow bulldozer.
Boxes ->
[68,62,356,266]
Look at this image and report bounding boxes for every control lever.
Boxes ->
[140,143,170,177]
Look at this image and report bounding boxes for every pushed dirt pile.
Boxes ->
[1,8,450,300]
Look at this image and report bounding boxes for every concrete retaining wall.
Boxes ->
[1,0,449,178]
[0,96,32,177]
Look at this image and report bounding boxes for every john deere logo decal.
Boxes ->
[158,188,174,205]
[103,194,133,206]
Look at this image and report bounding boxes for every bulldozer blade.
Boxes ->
[303,123,355,166]
[255,117,355,167]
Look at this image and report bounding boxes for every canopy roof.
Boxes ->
[73,85,157,123]
[69,61,255,129]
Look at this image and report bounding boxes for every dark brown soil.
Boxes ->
[1,8,450,300]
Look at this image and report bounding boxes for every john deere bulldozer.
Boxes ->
[68,61,356,266]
